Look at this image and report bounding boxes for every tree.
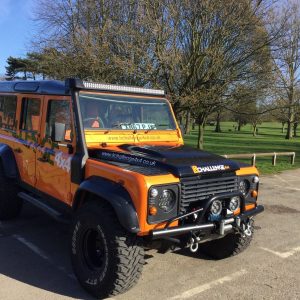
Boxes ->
[270,97,289,133]
[139,0,274,148]
[272,0,300,139]
[5,56,26,80]
[292,88,300,136]
[32,0,128,82]
[214,109,222,133]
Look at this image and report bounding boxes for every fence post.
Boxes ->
[291,153,295,165]
[252,154,256,166]
[272,153,277,166]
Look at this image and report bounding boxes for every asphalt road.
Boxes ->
[0,169,299,300]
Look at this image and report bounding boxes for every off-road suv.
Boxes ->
[0,79,264,299]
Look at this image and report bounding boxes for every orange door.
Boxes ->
[14,96,43,187]
[35,96,75,204]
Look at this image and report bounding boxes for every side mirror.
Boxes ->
[52,122,66,142]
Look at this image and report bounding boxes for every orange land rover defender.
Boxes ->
[0,79,264,298]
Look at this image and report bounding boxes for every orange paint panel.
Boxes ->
[35,95,75,204]
[84,130,181,147]
[16,94,43,187]
[236,166,259,176]
[233,208,241,215]
[245,203,256,211]
[31,115,40,131]
[136,132,179,143]
[233,203,256,216]
[85,130,135,145]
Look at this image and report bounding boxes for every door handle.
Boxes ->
[13,148,22,153]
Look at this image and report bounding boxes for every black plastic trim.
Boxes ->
[18,191,70,223]
[19,181,73,216]
[239,205,264,220]
[238,174,259,203]
[147,184,179,224]
[73,176,140,233]
[68,81,89,184]
[0,80,69,95]
[0,143,19,178]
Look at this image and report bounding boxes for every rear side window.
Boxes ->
[46,100,73,142]
[21,98,41,132]
[0,95,17,131]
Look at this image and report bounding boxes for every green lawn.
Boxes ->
[183,122,300,174]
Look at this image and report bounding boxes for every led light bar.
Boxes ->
[82,81,165,96]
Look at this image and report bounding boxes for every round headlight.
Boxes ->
[150,188,159,198]
[253,176,259,183]
[158,190,176,212]
[229,196,240,212]
[210,200,222,216]
[239,180,250,196]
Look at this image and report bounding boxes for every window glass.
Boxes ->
[79,93,176,130]
[21,98,41,132]
[0,95,17,131]
[141,105,171,127]
[46,100,72,142]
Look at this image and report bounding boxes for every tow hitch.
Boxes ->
[189,234,201,253]
[240,219,254,237]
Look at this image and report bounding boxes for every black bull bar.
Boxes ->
[150,203,264,239]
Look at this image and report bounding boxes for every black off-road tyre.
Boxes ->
[0,164,22,220]
[70,201,144,299]
[199,221,254,259]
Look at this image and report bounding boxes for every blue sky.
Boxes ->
[0,0,286,77]
[0,0,36,76]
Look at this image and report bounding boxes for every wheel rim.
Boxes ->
[83,228,107,272]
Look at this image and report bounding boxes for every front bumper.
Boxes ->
[150,205,264,239]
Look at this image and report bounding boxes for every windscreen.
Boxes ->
[79,92,176,130]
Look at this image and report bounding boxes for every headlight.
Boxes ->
[150,188,159,198]
[239,179,250,196]
[148,185,178,223]
[229,196,240,212]
[210,200,222,216]
[253,176,259,183]
[158,190,176,212]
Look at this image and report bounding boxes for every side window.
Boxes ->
[0,95,17,131]
[46,100,72,142]
[21,98,41,132]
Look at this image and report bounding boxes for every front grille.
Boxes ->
[180,175,239,212]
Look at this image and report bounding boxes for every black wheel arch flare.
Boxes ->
[73,176,140,233]
[0,143,19,179]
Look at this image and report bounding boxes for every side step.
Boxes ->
[18,192,70,224]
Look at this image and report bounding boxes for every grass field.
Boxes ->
[184,122,300,174]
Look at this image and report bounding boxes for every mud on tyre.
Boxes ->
[70,201,144,299]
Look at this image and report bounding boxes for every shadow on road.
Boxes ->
[0,203,93,300]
